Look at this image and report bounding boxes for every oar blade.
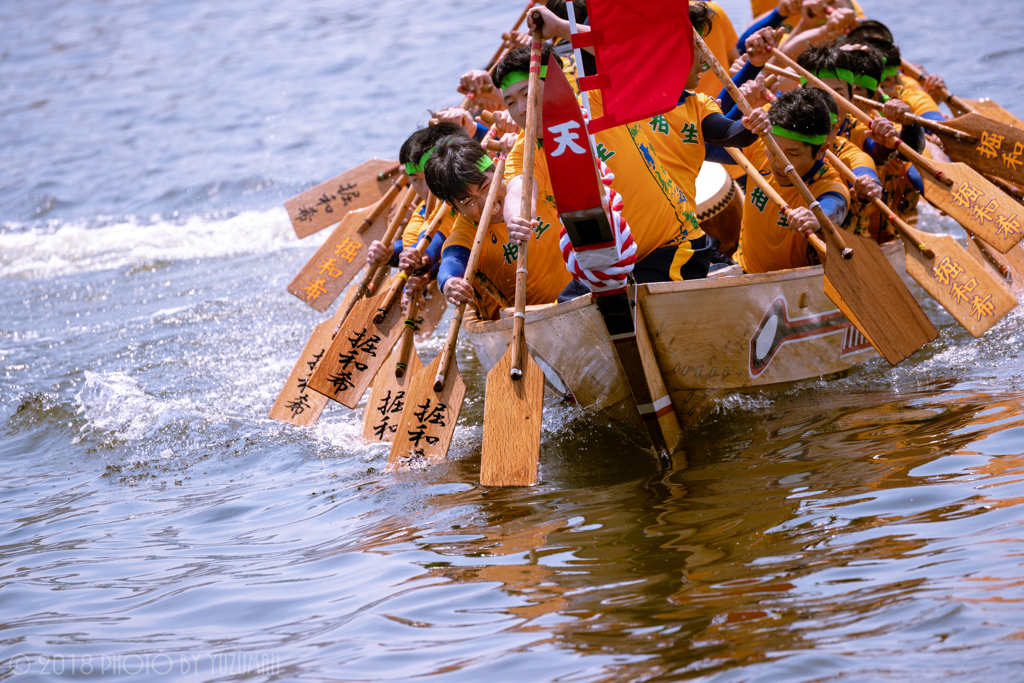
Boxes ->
[962,99,1024,129]
[363,348,424,442]
[285,158,399,239]
[941,113,1024,187]
[286,203,391,311]
[902,232,1016,338]
[480,347,544,487]
[269,316,336,426]
[822,230,937,364]
[387,353,467,468]
[307,291,405,408]
[414,281,449,342]
[923,161,1024,253]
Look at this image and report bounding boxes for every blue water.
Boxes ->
[3,0,1024,681]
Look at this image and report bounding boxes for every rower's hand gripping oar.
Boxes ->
[850,94,977,145]
[434,155,509,393]
[827,149,1017,338]
[769,47,1024,255]
[697,30,936,365]
[372,201,452,324]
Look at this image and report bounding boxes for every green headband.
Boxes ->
[404,148,434,175]
[476,155,494,172]
[853,73,879,92]
[772,125,828,146]
[830,112,839,126]
[800,67,856,87]
[499,65,548,91]
[882,65,900,80]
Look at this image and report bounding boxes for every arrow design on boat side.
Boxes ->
[748,296,868,378]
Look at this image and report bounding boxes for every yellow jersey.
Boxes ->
[735,140,850,274]
[445,213,570,321]
[401,200,457,248]
[896,77,942,118]
[644,92,722,209]
[832,136,881,239]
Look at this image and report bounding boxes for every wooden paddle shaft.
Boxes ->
[359,173,408,233]
[509,26,542,381]
[373,201,452,324]
[479,110,496,126]
[852,94,978,143]
[434,155,508,392]
[395,291,420,378]
[486,1,536,72]
[725,147,827,255]
[339,184,418,326]
[695,32,851,257]
[768,48,955,189]
[824,150,936,259]
[899,59,975,115]
[377,163,402,182]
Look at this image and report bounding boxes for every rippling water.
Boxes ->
[3,0,1024,681]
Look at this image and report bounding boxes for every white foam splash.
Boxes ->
[0,208,315,280]
[76,371,172,441]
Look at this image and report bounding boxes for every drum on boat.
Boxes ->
[695,161,743,257]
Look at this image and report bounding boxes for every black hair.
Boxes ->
[406,122,467,168]
[545,0,586,23]
[863,38,901,69]
[841,46,884,95]
[689,1,714,38]
[493,44,563,93]
[769,89,833,156]
[798,46,851,99]
[424,136,492,205]
[399,134,416,165]
[844,19,894,45]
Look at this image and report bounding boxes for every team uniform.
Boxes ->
[832,136,888,240]
[894,77,943,119]
[440,213,571,321]
[644,92,723,211]
[733,141,850,274]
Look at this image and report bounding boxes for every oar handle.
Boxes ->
[359,173,409,233]
[725,147,827,256]
[899,59,975,115]
[825,150,936,259]
[434,156,508,392]
[852,94,977,144]
[696,32,851,258]
[479,110,496,126]
[336,184,418,330]
[509,26,542,381]
[769,47,954,188]
[377,163,402,182]
[394,291,421,378]
[373,201,452,324]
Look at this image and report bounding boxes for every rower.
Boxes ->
[426,135,571,320]
[498,9,715,293]
[711,88,850,274]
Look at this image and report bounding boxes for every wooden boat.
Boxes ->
[463,241,905,432]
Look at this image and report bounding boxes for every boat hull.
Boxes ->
[463,242,905,431]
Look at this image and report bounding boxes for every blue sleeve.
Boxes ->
[736,10,785,55]
[852,166,880,183]
[704,144,740,165]
[717,60,764,114]
[907,165,924,194]
[438,245,471,294]
[423,230,447,269]
[473,122,488,142]
[921,111,945,122]
[818,191,848,227]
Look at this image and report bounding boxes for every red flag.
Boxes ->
[573,0,693,134]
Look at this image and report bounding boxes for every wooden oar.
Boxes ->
[285,160,401,239]
[900,60,1024,128]
[853,94,1024,189]
[287,175,410,311]
[485,1,536,73]
[770,47,1024,255]
[966,232,1024,285]
[827,150,1016,337]
[701,34,937,364]
[386,155,508,468]
[479,29,545,487]
[336,184,418,326]
[372,201,452,324]
[394,291,421,379]
[362,344,423,443]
